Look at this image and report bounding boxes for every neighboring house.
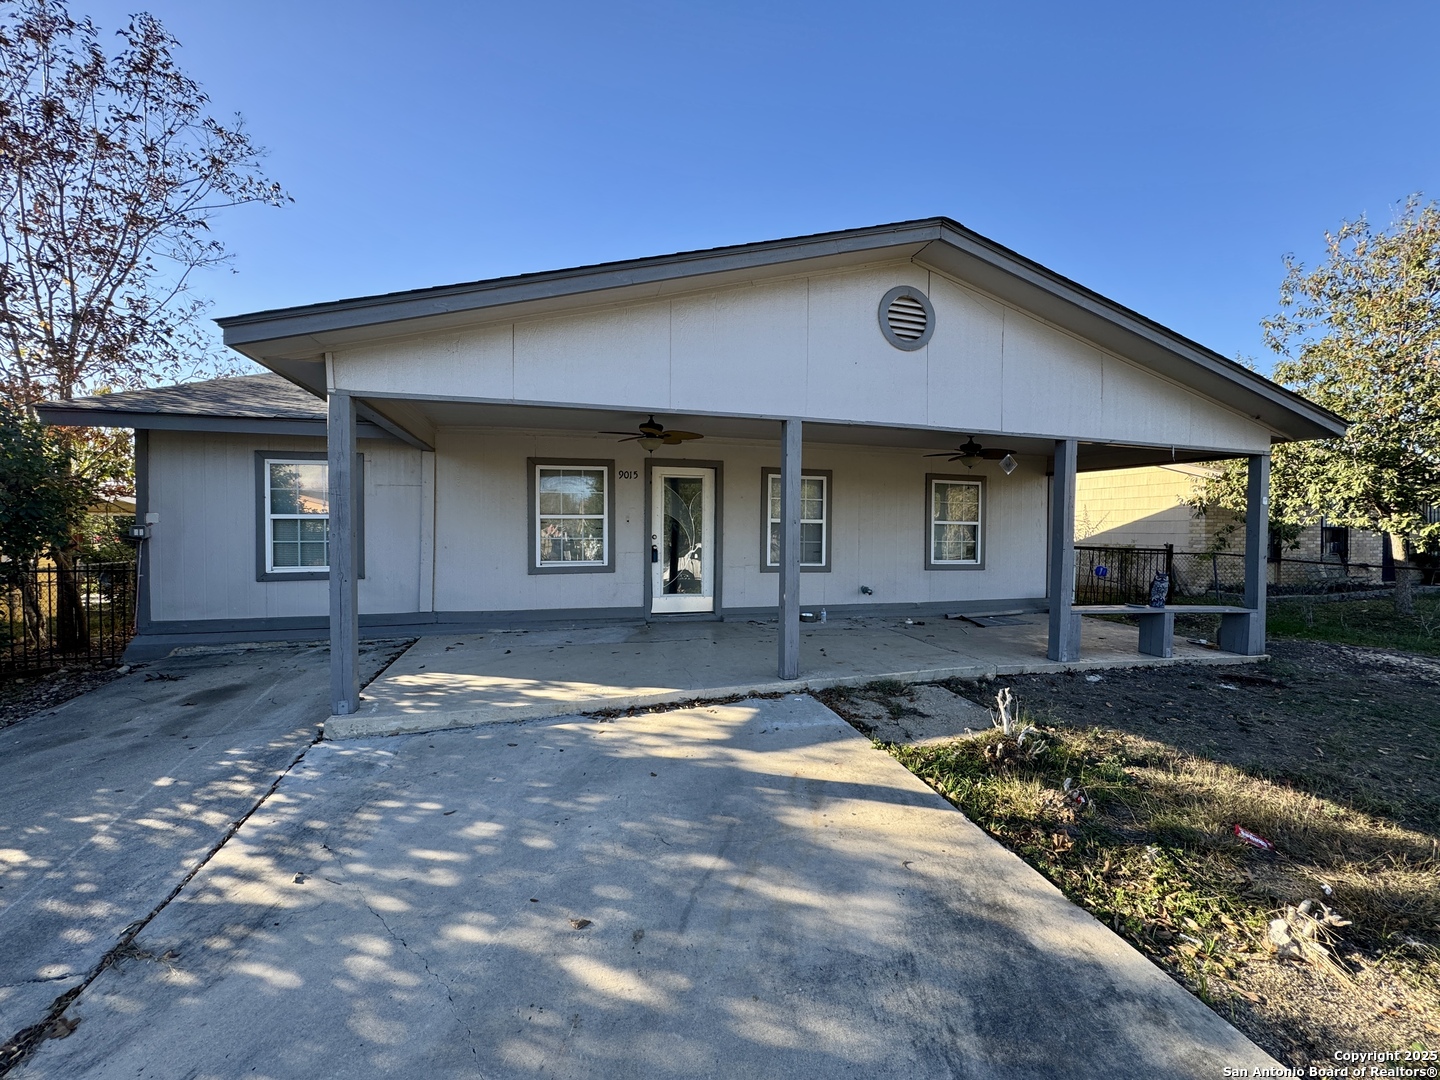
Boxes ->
[37,218,1345,711]
[1074,464,1392,582]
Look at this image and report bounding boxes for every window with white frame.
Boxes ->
[928,477,983,566]
[764,470,829,570]
[535,465,609,567]
[265,459,331,572]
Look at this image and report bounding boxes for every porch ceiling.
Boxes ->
[363,395,1235,471]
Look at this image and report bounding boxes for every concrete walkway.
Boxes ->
[0,642,404,1045]
[336,612,1260,738]
[16,696,1276,1079]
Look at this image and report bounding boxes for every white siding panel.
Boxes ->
[804,267,931,427]
[924,274,1006,430]
[670,279,809,416]
[429,433,1047,615]
[1000,311,1105,437]
[1100,355,1269,452]
[513,301,672,409]
[148,431,425,623]
[342,325,514,401]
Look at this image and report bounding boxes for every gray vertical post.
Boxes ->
[778,418,802,680]
[1219,453,1269,655]
[1047,438,1081,662]
[329,391,360,715]
[133,429,152,634]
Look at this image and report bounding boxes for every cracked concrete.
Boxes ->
[0,641,405,1044]
[15,696,1278,1079]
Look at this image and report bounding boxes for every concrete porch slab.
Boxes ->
[331,614,1263,739]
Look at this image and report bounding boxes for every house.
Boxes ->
[38,218,1346,716]
[1074,464,1393,586]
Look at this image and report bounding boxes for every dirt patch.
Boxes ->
[0,666,128,732]
[814,680,994,745]
[837,640,1440,1068]
[969,639,1440,834]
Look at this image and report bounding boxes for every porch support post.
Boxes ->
[1219,453,1269,656]
[778,418,802,680]
[1047,438,1081,662]
[329,390,361,716]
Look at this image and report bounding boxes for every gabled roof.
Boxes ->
[216,216,1346,443]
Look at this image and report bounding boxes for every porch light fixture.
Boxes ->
[1000,454,1018,475]
[636,436,665,453]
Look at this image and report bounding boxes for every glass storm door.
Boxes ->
[650,467,715,614]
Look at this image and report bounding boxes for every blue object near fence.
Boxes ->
[1094,566,1108,578]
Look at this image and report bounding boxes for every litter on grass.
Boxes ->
[1233,824,1276,851]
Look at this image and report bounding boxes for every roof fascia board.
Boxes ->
[35,407,391,440]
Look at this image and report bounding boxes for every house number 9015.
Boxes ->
[618,470,639,479]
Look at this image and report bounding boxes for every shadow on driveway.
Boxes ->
[18,696,1275,1079]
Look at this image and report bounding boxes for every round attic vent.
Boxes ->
[878,286,935,350]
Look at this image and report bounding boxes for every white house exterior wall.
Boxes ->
[144,428,1048,626]
[332,262,1274,454]
[147,430,428,623]
[432,432,1048,615]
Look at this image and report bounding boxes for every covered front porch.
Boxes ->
[328,610,1263,739]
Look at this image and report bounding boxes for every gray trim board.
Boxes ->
[759,467,833,573]
[526,458,618,575]
[924,473,988,571]
[34,409,390,439]
[253,450,366,582]
[1046,439,1081,662]
[643,458,725,617]
[134,429,152,633]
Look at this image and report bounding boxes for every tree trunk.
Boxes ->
[18,570,49,648]
[51,547,90,652]
[1390,533,1416,616]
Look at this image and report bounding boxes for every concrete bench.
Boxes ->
[1072,604,1256,658]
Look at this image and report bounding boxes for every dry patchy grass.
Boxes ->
[890,723,1440,1065]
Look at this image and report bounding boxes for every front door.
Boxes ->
[650,466,715,614]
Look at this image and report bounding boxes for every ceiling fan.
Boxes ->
[925,436,1018,472]
[601,415,704,453]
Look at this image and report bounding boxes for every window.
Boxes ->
[1321,522,1349,561]
[528,460,616,574]
[926,475,983,569]
[761,468,831,572]
[254,451,364,582]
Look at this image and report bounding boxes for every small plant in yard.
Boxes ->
[889,717,1440,1062]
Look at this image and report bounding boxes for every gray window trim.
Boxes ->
[925,473,986,571]
[759,467,833,573]
[527,458,617,575]
[254,450,365,582]
[878,285,936,351]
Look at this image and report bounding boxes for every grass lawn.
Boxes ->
[823,634,1440,1069]
[1266,593,1440,656]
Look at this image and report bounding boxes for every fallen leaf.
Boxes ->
[570,918,592,930]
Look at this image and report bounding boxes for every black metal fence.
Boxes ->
[1075,545,1397,605]
[1,562,137,674]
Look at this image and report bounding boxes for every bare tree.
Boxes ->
[0,0,288,408]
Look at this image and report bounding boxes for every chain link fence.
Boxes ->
[1,562,137,674]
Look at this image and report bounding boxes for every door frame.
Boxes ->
[643,458,724,618]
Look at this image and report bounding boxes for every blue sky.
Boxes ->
[81,0,1440,374]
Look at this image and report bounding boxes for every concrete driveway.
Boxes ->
[0,642,405,1046]
[16,696,1276,1079]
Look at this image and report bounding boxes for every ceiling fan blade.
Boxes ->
[979,448,1015,460]
[923,451,957,457]
[600,430,643,437]
[667,430,703,440]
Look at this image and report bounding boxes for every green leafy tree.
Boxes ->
[0,402,94,646]
[1196,196,1440,611]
